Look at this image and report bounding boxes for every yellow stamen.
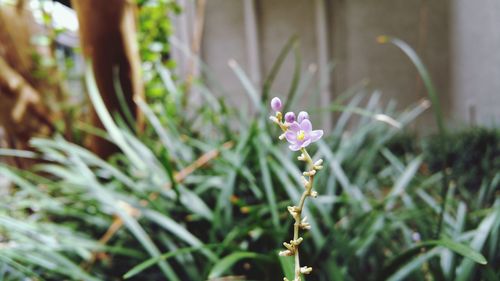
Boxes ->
[297,130,305,141]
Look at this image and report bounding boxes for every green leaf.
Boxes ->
[123,244,220,279]
[141,209,217,261]
[278,255,294,281]
[85,63,146,170]
[380,36,445,135]
[456,205,498,281]
[262,35,299,103]
[385,156,423,210]
[228,59,261,112]
[255,141,279,228]
[283,40,301,113]
[438,238,487,265]
[208,251,270,279]
[70,153,180,281]
[377,238,487,281]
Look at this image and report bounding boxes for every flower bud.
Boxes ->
[298,154,306,161]
[303,170,316,176]
[314,165,323,170]
[291,237,303,246]
[300,266,313,274]
[279,250,293,257]
[283,242,294,250]
[297,111,309,123]
[271,97,282,112]
[276,111,283,120]
[284,112,295,123]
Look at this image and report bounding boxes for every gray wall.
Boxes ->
[332,0,450,131]
[450,0,500,127]
[173,0,499,131]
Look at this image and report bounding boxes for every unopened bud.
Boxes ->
[283,241,294,250]
[279,250,293,257]
[300,266,313,274]
[314,165,323,170]
[276,111,283,120]
[284,112,296,123]
[271,97,282,112]
[287,206,300,217]
[291,237,303,246]
[300,216,311,230]
[300,222,311,230]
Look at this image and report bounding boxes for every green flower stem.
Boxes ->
[290,148,314,281]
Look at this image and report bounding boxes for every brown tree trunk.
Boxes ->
[0,2,54,162]
[72,0,144,158]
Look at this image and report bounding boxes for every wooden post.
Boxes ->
[72,0,144,157]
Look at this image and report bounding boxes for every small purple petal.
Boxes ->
[310,130,323,142]
[288,122,300,132]
[289,143,302,151]
[300,119,312,132]
[285,131,297,142]
[297,111,309,123]
[284,112,295,123]
[270,97,282,112]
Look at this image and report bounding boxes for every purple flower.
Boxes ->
[285,119,323,151]
[270,97,282,112]
[297,111,309,123]
[284,112,295,123]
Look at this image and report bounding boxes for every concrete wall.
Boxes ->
[172,0,499,131]
[200,0,324,117]
[201,0,250,107]
[331,0,451,131]
[450,0,500,127]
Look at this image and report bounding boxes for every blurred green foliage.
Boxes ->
[137,0,181,103]
[424,127,499,197]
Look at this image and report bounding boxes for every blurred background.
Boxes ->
[0,0,498,281]
[178,0,500,130]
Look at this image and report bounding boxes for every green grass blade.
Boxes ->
[278,255,294,281]
[255,140,280,228]
[283,40,301,113]
[378,36,445,134]
[123,244,220,279]
[85,63,146,170]
[228,59,261,112]
[385,156,423,211]
[208,251,270,279]
[262,35,299,103]
[378,238,488,281]
[141,209,217,261]
[456,204,498,281]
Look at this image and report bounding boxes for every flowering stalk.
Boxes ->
[269,97,324,281]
